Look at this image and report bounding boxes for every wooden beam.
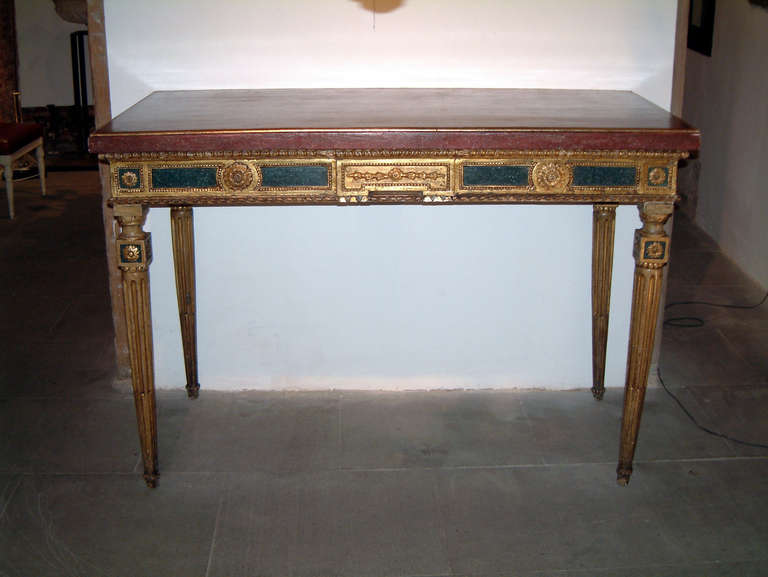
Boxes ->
[87,0,131,381]
[671,0,690,116]
[0,0,19,122]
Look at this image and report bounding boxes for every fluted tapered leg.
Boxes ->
[170,207,200,398]
[617,202,673,485]
[591,204,616,400]
[2,158,13,218]
[115,205,158,488]
[35,141,47,196]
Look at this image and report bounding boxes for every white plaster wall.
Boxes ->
[103,0,678,390]
[684,1,768,288]
[15,0,90,107]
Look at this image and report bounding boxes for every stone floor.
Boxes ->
[1,172,767,576]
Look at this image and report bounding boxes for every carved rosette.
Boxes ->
[532,161,571,192]
[121,171,139,187]
[116,238,152,271]
[219,161,256,191]
[648,167,668,186]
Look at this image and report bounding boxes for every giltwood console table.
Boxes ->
[90,89,699,488]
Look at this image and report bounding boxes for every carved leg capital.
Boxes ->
[617,202,673,485]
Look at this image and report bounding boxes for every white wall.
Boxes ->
[103,0,678,391]
[15,0,90,107]
[684,1,768,289]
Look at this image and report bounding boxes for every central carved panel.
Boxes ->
[339,160,452,198]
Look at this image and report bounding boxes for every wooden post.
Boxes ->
[0,0,18,123]
[87,0,131,380]
[617,201,673,485]
[170,207,200,398]
[591,204,616,400]
[115,205,158,488]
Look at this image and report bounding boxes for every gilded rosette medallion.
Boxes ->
[532,161,571,193]
[219,161,256,191]
[648,167,670,186]
[121,244,141,262]
[121,171,139,188]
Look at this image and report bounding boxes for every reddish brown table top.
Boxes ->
[90,88,699,154]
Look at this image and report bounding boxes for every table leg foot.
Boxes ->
[143,472,159,488]
[616,467,632,486]
[186,382,200,399]
[591,386,605,401]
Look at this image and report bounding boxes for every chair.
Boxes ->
[0,122,47,219]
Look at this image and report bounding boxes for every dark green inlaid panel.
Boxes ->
[151,167,218,189]
[573,166,637,187]
[117,167,141,189]
[463,165,529,187]
[260,165,329,188]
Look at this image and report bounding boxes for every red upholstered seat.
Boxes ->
[0,122,44,154]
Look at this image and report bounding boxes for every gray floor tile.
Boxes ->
[435,465,683,575]
[519,389,623,464]
[48,292,116,345]
[719,326,768,375]
[208,469,450,577]
[633,388,734,461]
[158,390,341,473]
[0,295,75,338]
[662,283,768,331]
[626,460,768,568]
[0,474,22,518]
[0,473,221,577]
[667,250,753,288]
[684,384,768,456]
[0,397,139,474]
[568,560,768,577]
[340,390,544,469]
[669,212,720,254]
[660,325,764,388]
[0,337,118,398]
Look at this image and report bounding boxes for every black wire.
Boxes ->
[664,316,704,327]
[659,289,768,449]
[665,290,768,310]
[657,367,768,449]
[663,290,768,328]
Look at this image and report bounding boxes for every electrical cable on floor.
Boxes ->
[658,289,768,449]
[657,367,768,449]
[663,290,768,328]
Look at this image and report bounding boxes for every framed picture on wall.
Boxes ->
[688,0,715,56]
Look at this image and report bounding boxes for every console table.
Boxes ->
[89,88,700,487]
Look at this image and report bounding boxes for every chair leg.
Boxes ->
[35,143,47,197]
[1,158,13,219]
